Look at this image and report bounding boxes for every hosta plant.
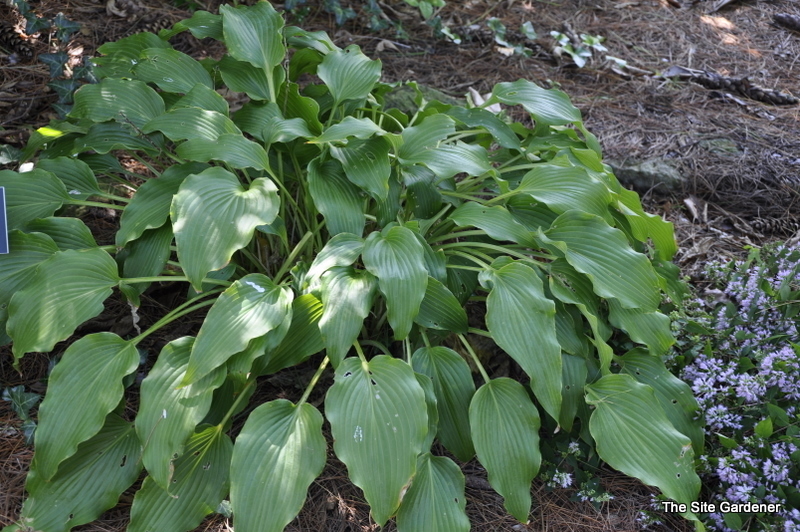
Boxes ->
[1,3,703,530]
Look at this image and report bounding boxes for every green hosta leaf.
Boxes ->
[171,167,279,291]
[619,349,704,453]
[362,225,428,340]
[0,231,58,338]
[0,169,70,230]
[317,45,381,105]
[397,114,455,160]
[70,79,165,128]
[12,414,141,532]
[32,333,138,481]
[184,274,292,385]
[559,353,587,432]
[171,83,229,115]
[134,47,213,93]
[479,261,562,421]
[450,202,536,247]
[416,373,438,452]
[414,276,468,333]
[586,374,700,510]
[306,232,364,286]
[129,426,232,532]
[310,116,385,144]
[136,337,225,489]
[469,378,541,521]
[326,356,428,526]
[8,248,119,359]
[331,136,391,200]
[411,347,475,461]
[117,162,207,247]
[93,32,170,78]
[168,10,222,40]
[404,165,443,220]
[513,164,612,222]
[539,211,662,311]
[447,106,520,149]
[307,157,364,237]
[218,54,272,101]
[177,133,270,170]
[230,400,326,532]
[608,299,674,355]
[233,101,282,139]
[22,217,97,250]
[401,141,491,180]
[72,122,163,156]
[36,157,101,200]
[489,80,582,126]
[122,223,174,301]
[319,267,377,368]
[396,453,469,532]
[284,26,338,54]
[142,107,241,142]
[278,82,323,135]
[221,3,284,71]
[258,293,324,375]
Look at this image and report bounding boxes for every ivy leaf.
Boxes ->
[39,52,69,78]
[171,167,279,291]
[326,356,428,526]
[230,400,326,532]
[362,225,428,340]
[469,378,541,522]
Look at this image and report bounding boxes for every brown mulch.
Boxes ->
[3,0,800,529]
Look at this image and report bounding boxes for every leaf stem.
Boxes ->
[218,378,256,429]
[298,356,330,406]
[353,341,368,364]
[458,333,490,384]
[360,340,392,356]
[68,199,125,210]
[132,293,221,344]
[274,230,314,283]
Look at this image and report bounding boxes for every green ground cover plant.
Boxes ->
[0,2,704,530]
[669,243,800,531]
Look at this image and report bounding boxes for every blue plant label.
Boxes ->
[0,187,7,254]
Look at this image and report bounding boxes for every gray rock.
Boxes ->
[606,158,684,192]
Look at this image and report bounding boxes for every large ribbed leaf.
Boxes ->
[218,54,272,101]
[171,83,229,115]
[395,453,469,532]
[307,157,364,237]
[619,349,704,453]
[362,225,428,340]
[129,426,232,532]
[37,157,101,201]
[93,32,170,79]
[10,414,141,532]
[559,353,587,432]
[397,114,454,160]
[0,169,70,230]
[310,116,384,144]
[31,333,138,481]
[21,217,95,251]
[70,79,165,128]
[171,167,279,291]
[469,378,541,522]
[72,122,164,156]
[479,261,562,421]
[142,107,240,142]
[176,133,271,170]
[447,106,520,149]
[7,248,120,358]
[305,232,364,286]
[513,164,612,222]
[230,400,326,532]
[488,80,582,126]
[134,48,213,93]
[608,299,674,356]
[319,267,377,367]
[183,274,292,384]
[116,162,207,247]
[326,356,427,526]
[136,337,225,489]
[168,10,222,40]
[416,373,438,453]
[258,293,324,375]
[539,211,662,311]
[401,141,491,180]
[122,223,174,301]
[317,45,381,105]
[330,136,391,200]
[450,203,536,247]
[586,374,700,510]
[411,346,475,461]
[221,3,284,71]
[414,276,468,333]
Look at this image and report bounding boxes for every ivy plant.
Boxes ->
[1,3,704,531]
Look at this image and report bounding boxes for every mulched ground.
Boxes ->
[2,0,800,530]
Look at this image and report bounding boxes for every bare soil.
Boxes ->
[2,0,799,530]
